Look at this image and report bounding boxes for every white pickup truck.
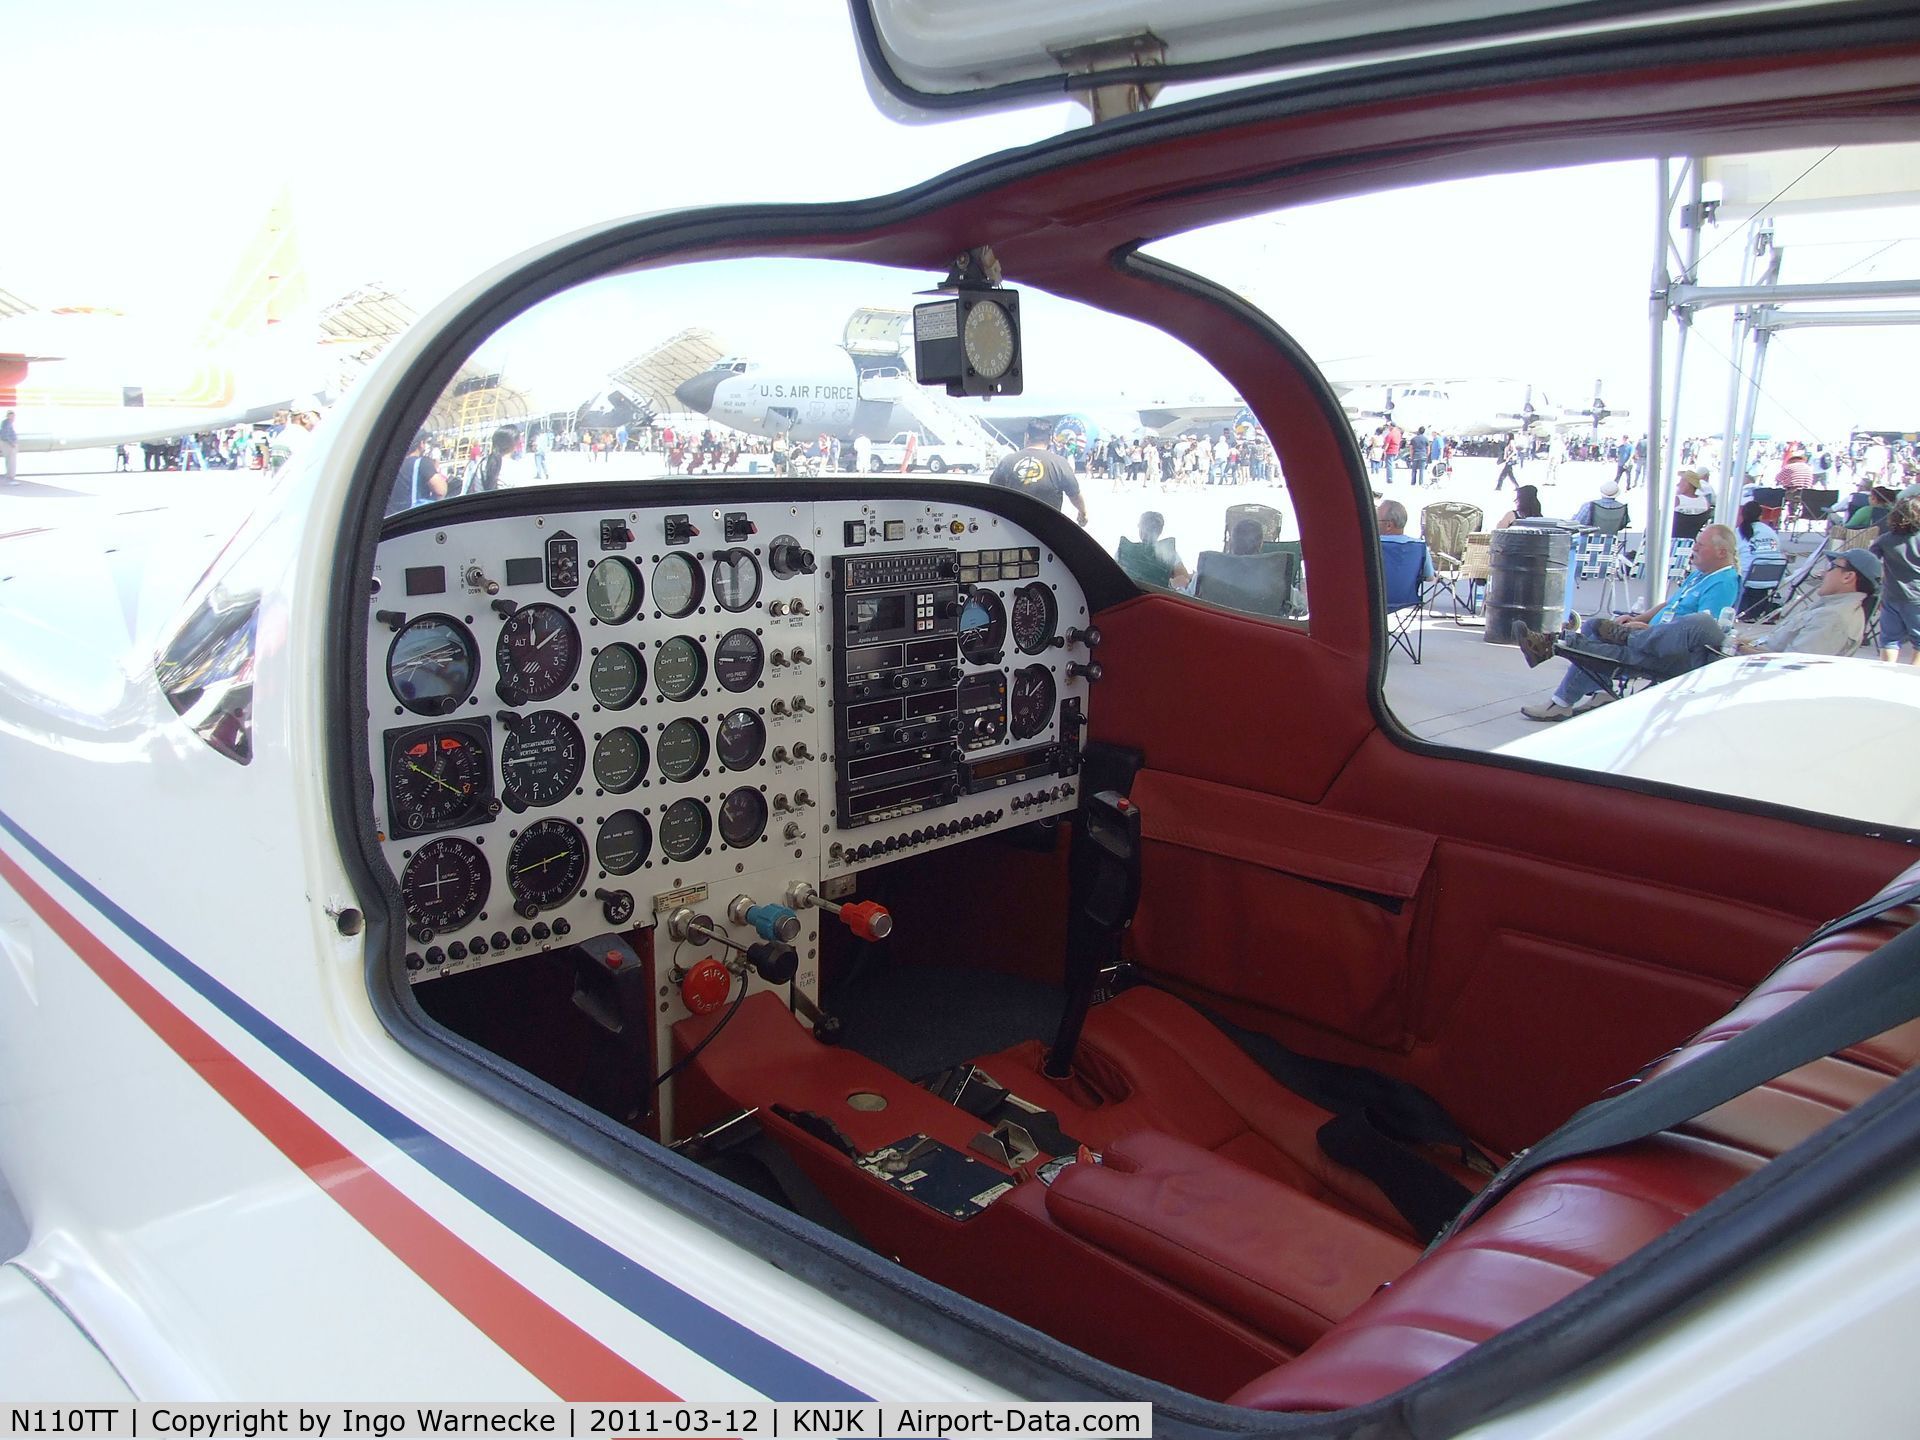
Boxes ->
[864,430,990,474]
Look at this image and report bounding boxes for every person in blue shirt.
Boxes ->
[1516,523,1741,720]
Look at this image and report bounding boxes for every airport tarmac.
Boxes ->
[1,444,1652,755]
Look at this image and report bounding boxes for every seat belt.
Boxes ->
[1435,905,1920,1249]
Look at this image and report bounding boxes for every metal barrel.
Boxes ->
[1485,527,1571,645]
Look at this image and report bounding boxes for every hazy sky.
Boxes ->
[9,1,1913,442]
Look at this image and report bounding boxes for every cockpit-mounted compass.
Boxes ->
[911,248,1022,398]
[495,603,580,704]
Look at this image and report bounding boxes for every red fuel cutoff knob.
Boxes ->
[680,958,733,1014]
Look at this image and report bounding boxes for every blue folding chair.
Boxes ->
[1381,540,1432,664]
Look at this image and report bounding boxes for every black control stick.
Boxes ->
[1045,790,1142,1079]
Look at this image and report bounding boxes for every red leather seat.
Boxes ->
[1229,862,1920,1411]
[977,985,1493,1239]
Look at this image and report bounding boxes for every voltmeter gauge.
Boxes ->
[657,718,709,783]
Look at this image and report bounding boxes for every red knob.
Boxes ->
[680,957,733,1014]
[839,901,893,943]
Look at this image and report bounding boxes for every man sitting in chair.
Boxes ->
[1515,523,1741,721]
[1115,511,1192,590]
[1378,499,1433,581]
[1572,477,1631,533]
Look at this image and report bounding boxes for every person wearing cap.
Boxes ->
[1841,483,1898,532]
[1675,467,1713,516]
[1728,546,1878,657]
[989,421,1089,526]
[1572,477,1631,533]
[1872,497,1920,664]
[1774,446,1814,491]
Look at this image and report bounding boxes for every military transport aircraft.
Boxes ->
[4,1,1920,1434]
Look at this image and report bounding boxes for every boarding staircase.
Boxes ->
[860,374,1015,463]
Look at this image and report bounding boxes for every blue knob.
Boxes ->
[745,903,801,943]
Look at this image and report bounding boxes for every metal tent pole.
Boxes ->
[1643,160,1674,608]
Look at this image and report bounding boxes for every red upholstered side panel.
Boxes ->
[1088,594,1373,805]
[1044,1132,1419,1352]
[1128,769,1436,1047]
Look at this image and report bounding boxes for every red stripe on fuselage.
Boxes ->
[0,844,678,1401]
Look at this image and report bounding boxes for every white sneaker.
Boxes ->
[1521,699,1576,721]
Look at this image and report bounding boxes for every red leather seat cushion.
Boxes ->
[1044,1131,1418,1352]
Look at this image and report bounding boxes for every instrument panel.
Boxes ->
[366,490,1096,1006]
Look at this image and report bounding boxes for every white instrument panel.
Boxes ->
[365,491,1091,994]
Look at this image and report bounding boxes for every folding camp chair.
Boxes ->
[1380,541,1432,663]
[1735,553,1790,621]
[1420,501,1483,616]
[1192,549,1299,620]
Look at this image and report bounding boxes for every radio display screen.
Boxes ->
[852,594,908,637]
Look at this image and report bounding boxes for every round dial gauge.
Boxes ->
[958,589,1007,665]
[711,548,762,612]
[652,551,704,618]
[1009,663,1056,740]
[585,557,642,625]
[713,629,764,692]
[658,797,711,863]
[401,837,490,935]
[506,819,587,912]
[592,727,647,793]
[387,614,478,716]
[387,726,490,833]
[496,604,580,703]
[654,635,706,701]
[1010,582,1059,656]
[588,643,644,709]
[499,711,585,810]
[718,787,768,849]
[596,810,651,875]
[963,298,1017,381]
[715,708,766,771]
[656,717,709,783]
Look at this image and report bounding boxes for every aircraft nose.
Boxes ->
[675,369,723,414]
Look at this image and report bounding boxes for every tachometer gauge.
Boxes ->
[652,551,704,618]
[713,629,763,692]
[1009,663,1056,740]
[506,819,587,914]
[596,810,650,875]
[387,614,478,716]
[715,708,765,770]
[658,797,711,863]
[386,723,493,836]
[958,589,1007,665]
[401,837,490,935]
[711,548,762,612]
[718,787,768,849]
[1010,582,1058,655]
[963,297,1017,381]
[495,604,580,704]
[654,635,706,701]
[585,557,641,624]
[588,643,644,709]
[656,717,709,783]
[592,727,647,793]
[498,711,585,811]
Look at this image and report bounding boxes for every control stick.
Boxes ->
[785,881,893,941]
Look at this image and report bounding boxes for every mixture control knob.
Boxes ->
[595,888,635,925]
[679,957,733,1015]
[1067,624,1103,648]
[1067,660,1104,683]
[785,882,894,942]
[790,742,813,762]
